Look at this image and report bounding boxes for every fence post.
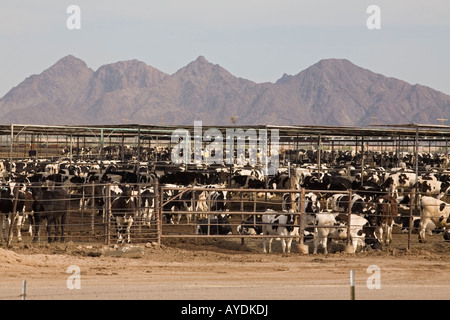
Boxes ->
[408,190,413,251]
[137,184,142,240]
[21,280,27,301]
[350,270,355,300]
[297,188,308,254]
[157,184,163,245]
[346,189,355,253]
[191,191,196,235]
[91,181,95,236]
[105,184,111,245]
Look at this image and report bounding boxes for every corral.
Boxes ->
[0,123,449,300]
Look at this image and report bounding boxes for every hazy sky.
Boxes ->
[1,0,450,99]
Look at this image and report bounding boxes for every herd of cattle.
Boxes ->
[0,148,449,254]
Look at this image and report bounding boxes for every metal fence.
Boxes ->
[0,181,442,253]
[157,186,421,252]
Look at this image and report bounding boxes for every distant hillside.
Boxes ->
[0,55,449,126]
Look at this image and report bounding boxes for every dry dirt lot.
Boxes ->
[1,233,449,301]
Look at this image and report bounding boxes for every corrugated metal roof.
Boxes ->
[0,123,448,140]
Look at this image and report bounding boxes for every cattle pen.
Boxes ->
[0,123,449,254]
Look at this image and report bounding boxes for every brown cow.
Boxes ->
[376,195,399,245]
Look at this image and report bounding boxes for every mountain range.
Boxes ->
[0,55,448,126]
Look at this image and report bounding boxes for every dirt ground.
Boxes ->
[1,231,449,301]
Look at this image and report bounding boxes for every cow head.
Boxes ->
[330,223,348,240]
[285,211,296,233]
[398,174,409,185]
[305,193,321,214]
[237,215,262,235]
[417,181,432,193]
[382,177,394,190]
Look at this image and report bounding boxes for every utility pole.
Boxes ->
[437,118,448,126]
[372,114,377,126]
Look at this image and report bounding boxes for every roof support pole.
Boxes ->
[317,133,321,179]
[414,126,419,215]
[361,136,365,187]
[99,128,104,173]
[9,124,13,178]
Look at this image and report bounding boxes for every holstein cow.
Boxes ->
[313,213,340,254]
[139,187,155,228]
[282,192,322,214]
[31,186,68,243]
[419,196,450,243]
[416,179,450,199]
[162,188,185,224]
[0,182,19,242]
[328,193,367,214]
[177,189,201,224]
[237,213,314,241]
[383,172,417,197]
[261,209,298,254]
[196,214,232,235]
[208,189,231,212]
[111,186,136,244]
[237,214,263,235]
[15,185,34,242]
[0,182,34,243]
[333,214,370,253]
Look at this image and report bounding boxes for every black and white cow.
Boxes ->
[0,182,18,242]
[162,188,185,224]
[111,186,136,244]
[282,192,321,214]
[15,184,34,242]
[332,214,370,253]
[383,172,417,197]
[416,179,450,199]
[186,187,231,222]
[0,182,34,243]
[237,214,263,235]
[174,189,201,224]
[312,213,340,254]
[261,209,298,254]
[139,187,155,228]
[328,193,367,214]
[208,189,231,212]
[196,214,232,235]
[418,196,450,243]
[237,213,314,242]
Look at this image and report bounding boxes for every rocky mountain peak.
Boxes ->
[91,59,168,92]
[0,56,448,126]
